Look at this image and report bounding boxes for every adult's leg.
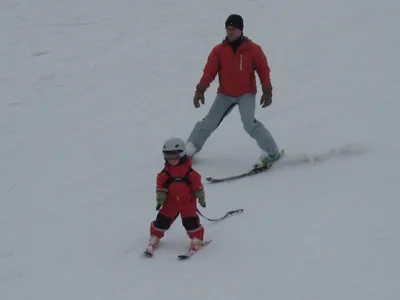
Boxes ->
[237,93,279,155]
[186,94,236,157]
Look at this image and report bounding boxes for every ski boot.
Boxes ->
[144,235,159,257]
[185,141,198,159]
[253,151,282,170]
[188,238,203,254]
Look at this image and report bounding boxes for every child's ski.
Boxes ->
[177,240,212,260]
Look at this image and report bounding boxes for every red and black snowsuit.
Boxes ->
[150,156,204,241]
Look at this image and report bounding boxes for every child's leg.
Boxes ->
[146,212,177,254]
[150,212,179,239]
[150,200,179,240]
[145,210,178,255]
[181,204,204,241]
[181,216,204,241]
[150,213,174,239]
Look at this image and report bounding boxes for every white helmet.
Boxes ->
[162,137,186,161]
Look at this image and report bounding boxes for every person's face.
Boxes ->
[226,26,242,41]
[163,151,181,165]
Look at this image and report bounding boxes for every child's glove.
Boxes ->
[195,189,206,208]
[156,192,167,206]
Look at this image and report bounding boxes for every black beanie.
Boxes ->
[225,14,244,31]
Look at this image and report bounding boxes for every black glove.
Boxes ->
[260,86,272,108]
[193,83,206,108]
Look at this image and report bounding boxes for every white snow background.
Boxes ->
[1,0,399,299]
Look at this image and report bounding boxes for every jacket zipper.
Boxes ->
[239,54,243,71]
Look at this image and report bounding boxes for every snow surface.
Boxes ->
[1,0,400,299]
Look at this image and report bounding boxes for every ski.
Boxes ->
[206,149,284,183]
[206,167,270,183]
[143,240,211,259]
[143,250,153,257]
[177,240,212,260]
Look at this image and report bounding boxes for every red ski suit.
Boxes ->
[150,157,205,240]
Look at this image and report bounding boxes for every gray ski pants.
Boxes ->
[186,93,279,155]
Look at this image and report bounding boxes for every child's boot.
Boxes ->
[145,235,159,256]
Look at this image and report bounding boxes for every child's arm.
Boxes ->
[156,172,168,209]
[156,171,169,193]
[189,170,204,191]
[189,170,206,207]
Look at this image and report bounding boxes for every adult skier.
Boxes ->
[186,14,281,169]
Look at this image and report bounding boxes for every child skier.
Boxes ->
[145,137,206,256]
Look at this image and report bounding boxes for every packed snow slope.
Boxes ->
[1,0,400,299]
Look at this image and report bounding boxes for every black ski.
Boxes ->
[143,250,153,257]
[206,149,284,183]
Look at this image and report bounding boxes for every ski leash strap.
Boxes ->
[196,208,244,222]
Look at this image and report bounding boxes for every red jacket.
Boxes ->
[156,157,203,204]
[199,37,272,97]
